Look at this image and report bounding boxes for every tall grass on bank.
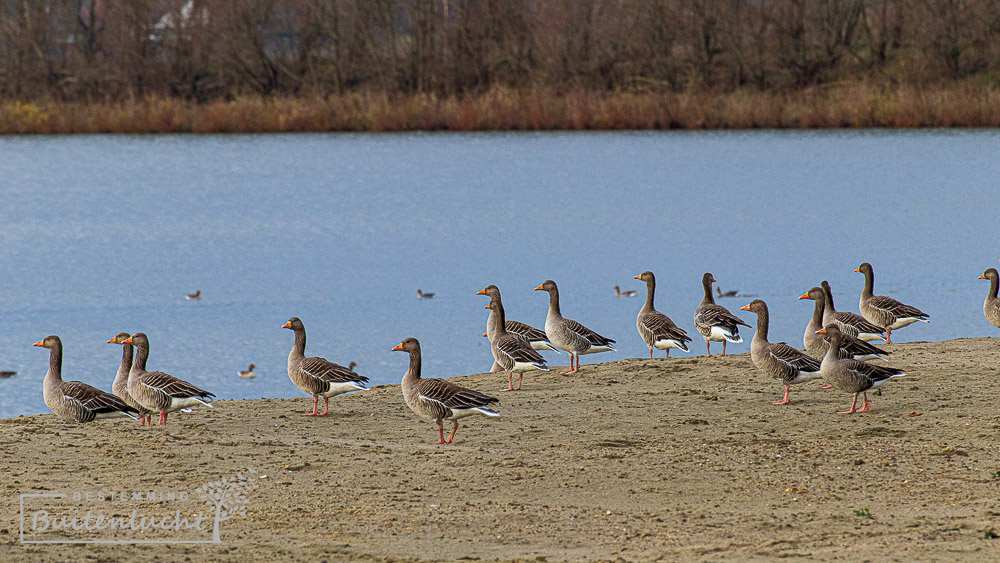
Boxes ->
[2,83,1000,134]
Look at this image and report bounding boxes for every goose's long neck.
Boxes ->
[990,275,999,301]
[808,297,824,331]
[492,297,508,336]
[404,349,422,382]
[131,342,149,375]
[547,288,562,318]
[115,343,133,384]
[862,269,875,299]
[701,278,715,305]
[824,286,837,312]
[46,343,63,382]
[822,334,843,366]
[754,308,770,343]
[290,329,306,360]
[643,278,656,311]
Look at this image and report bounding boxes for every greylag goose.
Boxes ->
[798,287,890,362]
[124,333,215,425]
[740,300,822,405]
[614,286,637,297]
[392,338,499,444]
[185,290,201,301]
[855,263,929,344]
[979,268,1000,329]
[820,281,885,342]
[282,317,369,416]
[348,361,358,371]
[33,335,139,423]
[417,289,435,300]
[107,332,153,425]
[238,364,256,379]
[716,287,738,298]
[817,325,906,413]
[634,271,692,358]
[481,288,548,391]
[477,285,559,352]
[693,273,749,356]
[534,280,616,374]
[0,371,15,378]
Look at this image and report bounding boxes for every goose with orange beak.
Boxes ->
[393,338,499,444]
[820,281,885,342]
[634,271,691,358]
[477,285,558,353]
[979,268,1000,329]
[282,317,369,416]
[534,280,615,374]
[34,335,139,423]
[816,325,906,414]
[855,263,929,344]
[798,287,890,362]
[741,300,821,405]
[125,333,215,425]
[479,286,548,391]
[107,332,153,425]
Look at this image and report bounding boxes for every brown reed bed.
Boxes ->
[1,82,999,135]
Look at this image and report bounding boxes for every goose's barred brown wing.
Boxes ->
[833,311,884,336]
[840,335,890,358]
[416,378,499,410]
[868,295,929,321]
[505,320,547,342]
[494,335,546,368]
[769,343,821,372]
[642,312,692,343]
[696,304,750,331]
[564,319,615,347]
[301,356,370,385]
[63,381,138,415]
[142,371,215,399]
[843,358,905,383]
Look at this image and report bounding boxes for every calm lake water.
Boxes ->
[0,130,997,418]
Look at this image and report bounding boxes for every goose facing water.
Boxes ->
[534,280,616,374]
[855,262,929,344]
[634,271,691,358]
[694,273,749,356]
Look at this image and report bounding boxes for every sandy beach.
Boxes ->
[2,337,999,561]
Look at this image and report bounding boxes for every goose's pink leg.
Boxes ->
[772,385,791,405]
[706,341,712,356]
[884,329,893,344]
[445,422,459,444]
[722,341,728,356]
[837,394,860,414]
[319,397,330,416]
[435,424,447,445]
[301,396,320,416]
[501,372,515,391]
[858,391,872,412]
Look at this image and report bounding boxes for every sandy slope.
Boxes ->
[2,337,999,561]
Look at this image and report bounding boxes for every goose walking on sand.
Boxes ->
[694,273,749,356]
[741,300,822,405]
[614,285,637,297]
[979,268,1000,329]
[821,281,885,342]
[107,332,153,425]
[480,288,548,391]
[477,285,559,353]
[125,333,215,425]
[634,271,692,358]
[817,325,907,414]
[798,287,890,362]
[534,280,616,374]
[34,335,139,423]
[282,317,370,416]
[392,338,499,444]
[855,263,929,344]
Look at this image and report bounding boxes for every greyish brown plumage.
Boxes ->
[282,317,369,416]
[820,281,885,342]
[817,325,907,414]
[125,333,215,425]
[478,287,548,391]
[33,335,139,424]
[107,332,153,425]
[855,262,929,344]
[979,268,1000,329]
[741,300,821,405]
[634,271,691,358]
[392,338,499,444]
[693,273,749,356]
[535,280,615,374]
[798,287,890,362]
[477,285,559,353]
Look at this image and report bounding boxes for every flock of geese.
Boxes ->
[25,262,1000,444]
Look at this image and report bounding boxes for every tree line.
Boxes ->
[1,0,998,103]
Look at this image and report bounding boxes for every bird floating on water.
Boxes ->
[238,364,257,379]
[185,290,202,301]
[716,287,739,298]
[614,285,637,297]
[417,289,435,300]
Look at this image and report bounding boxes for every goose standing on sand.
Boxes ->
[125,333,215,425]
[740,300,822,405]
[816,325,906,413]
[477,285,559,353]
[614,286,637,297]
[820,281,885,342]
[534,280,616,374]
[282,317,369,416]
[634,271,692,358]
[979,268,1000,329]
[480,288,548,391]
[798,287,890,361]
[694,273,749,356]
[33,335,139,423]
[855,263,929,344]
[107,332,153,425]
[392,338,499,444]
